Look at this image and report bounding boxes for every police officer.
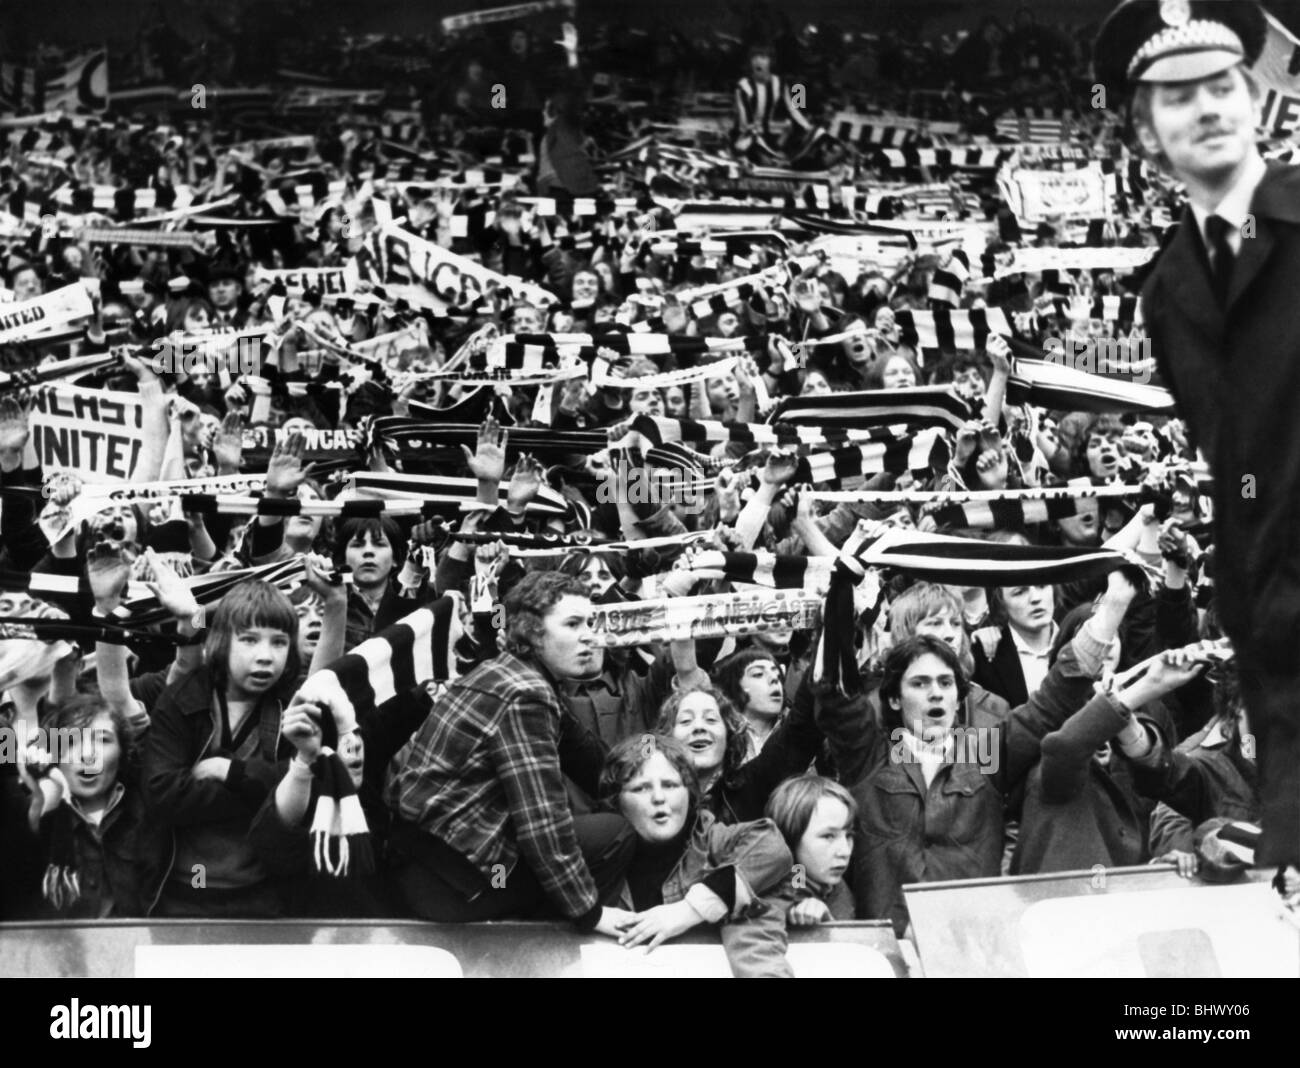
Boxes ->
[1094,0,1300,882]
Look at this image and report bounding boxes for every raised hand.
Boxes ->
[212,412,244,472]
[139,547,201,623]
[506,453,546,513]
[0,395,30,474]
[761,449,798,487]
[281,695,324,763]
[87,540,132,611]
[120,350,161,387]
[954,419,982,467]
[974,446,1008,489]
[265,432,311,498]
[301,552,346,607]
[474,539,509,580]
[43,471,83,508]
[986,334,1012,376]
[1142,648,1210,692]
[461,416,507,483]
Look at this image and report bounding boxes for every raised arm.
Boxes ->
[734,451,797,550]
[87,542,150,739]
[997,568,1139,794]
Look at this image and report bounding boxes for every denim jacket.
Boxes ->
[617,809,796,977]
[816,637,1100,934]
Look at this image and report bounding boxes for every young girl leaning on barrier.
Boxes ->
[597,733,798,977]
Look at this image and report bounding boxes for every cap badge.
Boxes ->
[1160,0,1192,27]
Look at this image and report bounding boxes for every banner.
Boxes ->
[241,426,363,452]
[278,87,385,109]
[998,164,1109,224]
[43,51,108,114]
[0,283,94,344]
[589,590,824,648]
[1256,12,1300,139]
[441,0,575,34]
[28,382,144,481]
[979,245,1157,280]
[363,221,555,309]
[806,232,918,276]
[255,267,351,296]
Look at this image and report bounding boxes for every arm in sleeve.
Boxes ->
[728,672,826,812]
[142,705,271,825]
[720,901,796,977]
[812,676,882,789]
[488,694,600,921]
[1038,691,1131,804]
[700,818,796,910]
[1148,800,1196,856]
[1128,745,1213,825]
[1155,582,1197,651]
[248,777,314,879]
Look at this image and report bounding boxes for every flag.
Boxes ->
[42,52,108,114]
[994,108,1072,144]
[1256,12,1300,141]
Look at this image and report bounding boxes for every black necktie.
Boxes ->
[1205,214,1236,305]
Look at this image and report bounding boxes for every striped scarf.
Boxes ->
[296,596,466,720]
[769,388,977,434]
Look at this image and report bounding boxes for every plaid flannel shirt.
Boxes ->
[389,651,599,920]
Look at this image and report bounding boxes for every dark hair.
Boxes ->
[46,694,139,782]
[1069,412,1126,479]
[877,635,969,733]
[203,580,300,701]
[654,684,751,787]
[712,648,782,716]
[557,551,627,591]
[502,570,589,658]
[164,296,215,334]
[333,515,407,573]
[598,733,701,811]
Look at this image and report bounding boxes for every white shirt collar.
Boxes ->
[1190,153,1267,245]
[1009,621,1057,659]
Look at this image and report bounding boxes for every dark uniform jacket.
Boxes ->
[1140,161,1300,862]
